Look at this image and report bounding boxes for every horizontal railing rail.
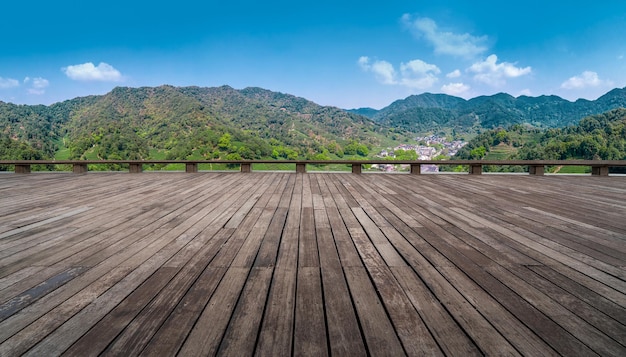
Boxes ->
[1,159,625,176]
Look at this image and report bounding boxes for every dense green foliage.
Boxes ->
[455,109,626,167]
[2,85,626,172]
[515,109,626,161]
[1,86,406,167]
[350,87,626,135]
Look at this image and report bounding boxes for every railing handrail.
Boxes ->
[2,159,625,176]
[2,159,626,166]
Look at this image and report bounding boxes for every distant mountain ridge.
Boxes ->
[347,87,626,134]
[2,85,626,165]
[0,85,400,163]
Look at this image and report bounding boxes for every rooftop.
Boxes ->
[0,172,625,356]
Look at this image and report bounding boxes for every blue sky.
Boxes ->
[1,0,625,109]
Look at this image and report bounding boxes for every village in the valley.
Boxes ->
[373,135,467,172]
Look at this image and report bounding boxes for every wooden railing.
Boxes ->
[1,159,626,176]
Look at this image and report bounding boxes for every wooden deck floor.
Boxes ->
[0,172,624,356]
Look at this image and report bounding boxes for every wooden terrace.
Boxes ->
[0,171,625,356]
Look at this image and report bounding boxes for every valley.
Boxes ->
[1,85,625,171]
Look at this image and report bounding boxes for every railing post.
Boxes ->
[529,165,544,176]
[410,164,421,175]
[591,166,609,176]
[352,163,362,174]
[15,164,31,174]
[296,163,306,173]
[240,163,252,173]
[73,163,88,174]
[129,163,143,173]
[469,164,482,175]
[185,163,198,173]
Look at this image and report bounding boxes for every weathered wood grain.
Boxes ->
[0,172,623,356]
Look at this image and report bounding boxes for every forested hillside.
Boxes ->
[2,85,626,169]
[1,85,404,165]
[349,87,626,135]
[455,108,626,162]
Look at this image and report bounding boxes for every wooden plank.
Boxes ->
[294,267,328,356]
[0,266,133,356]
[138,267,228,356]
[506,209,626,260]
[485,264,625,356]
[90,228,236,356]
[217,267,273,356]
[316,175,363,267]
[0,207,90,241]
[529,265,626,325]
[391,266,482,356]
[319,265,366,356]
[24,264,178,356]
[326,176,359,208]
[450,207,626,295]
[323,207,363,267]
[312,192,366,356]
[366,265,443,356]
[0,173,624,356]
[0,174,228,298]
[9,175,245,353]
[255,267,297,356]
[255,174,300,355]
[0,266,86,321]
[310,174,325,210]
[223,175,274,228]
[343,266,405,356]
[4,184,219,300]
[448,204,626,306]
[253,208,289,267]
[230,207,277,268]
[298,207,319,268]
[0,267,46,293]
[371,207,545,355]
[177,267,250,356]
[61,267,179,356]
[505,265,626,347]
[412,222,595,356]
[351,207,406,266]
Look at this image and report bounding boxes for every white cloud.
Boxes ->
[446,69,461,78]
[359,57,441,89]
[25,77,49,95]
[518,89,532,96]
[560,71,612,89]
[402,15,488,58]
[358,56,396,85]
[0,77,19,89]
[441,82,470,96]
[468,54,531,86]
[399,59,440,89]
[62,62,123,81]
[400,59,440,75]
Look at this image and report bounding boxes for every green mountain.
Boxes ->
[454,108,626,165]
[0,85,403,164]
[3,85,626,167]
[353,87,626,135]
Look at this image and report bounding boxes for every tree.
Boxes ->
[495,129,509,144]
[345,140,369,157]
[356,143,369,156]
[391,149,417,160]
[469,146,486,159]
[218,133,231,150]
